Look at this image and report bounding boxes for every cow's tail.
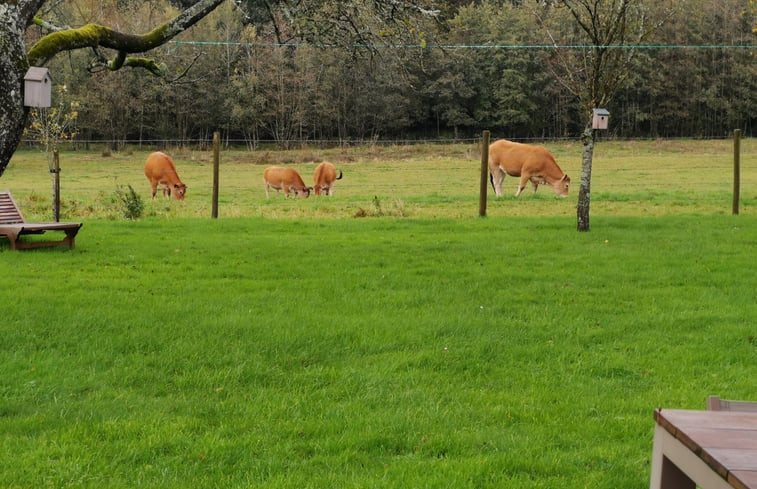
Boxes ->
[489,173,494,193]
[336,170,343,180]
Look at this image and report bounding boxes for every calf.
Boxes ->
[313,162,343,196]
[488,139,570,197]
[263,166,312,198]
[144,151,187,200]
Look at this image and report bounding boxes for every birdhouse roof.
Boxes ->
[24,67,52,82]
[592,108,610,116]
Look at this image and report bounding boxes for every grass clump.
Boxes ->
[353,195,408,217]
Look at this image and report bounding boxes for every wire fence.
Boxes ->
[11,137,752,198]
[18,132,748,152]
[6,139,755,222]
[168,40,757,50]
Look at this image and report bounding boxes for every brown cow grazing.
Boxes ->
[144,151,187,200]
[263,166,312,199]
[313,162,343,196]
[488,139,570,198]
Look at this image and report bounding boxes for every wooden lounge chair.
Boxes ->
[706,395,757,412]
[0,190,82,250]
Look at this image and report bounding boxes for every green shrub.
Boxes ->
[114,184,144,220]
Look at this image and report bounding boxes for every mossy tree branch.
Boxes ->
[27,0,226,73]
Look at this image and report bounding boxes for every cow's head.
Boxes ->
[295,186,312,198]
[552,174,570,197]
[173,183,187,200]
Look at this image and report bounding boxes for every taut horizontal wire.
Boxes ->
[167,40,755,49]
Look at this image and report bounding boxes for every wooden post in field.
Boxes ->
[479,130,490,217]
[733,129,741,216]
[212,131,220,219]
[52,149,60,222]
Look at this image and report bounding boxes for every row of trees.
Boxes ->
[25,0,757,148]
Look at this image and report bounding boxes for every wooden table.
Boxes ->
[650,409,757,489]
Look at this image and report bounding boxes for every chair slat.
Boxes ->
[0,192,25,224]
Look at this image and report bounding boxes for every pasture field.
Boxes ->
[2,137,756,220]
[0,139,756,488]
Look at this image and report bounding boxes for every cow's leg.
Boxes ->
[150,182,158,200]
[515,175,530,197]
[265,183,271,199]
[490,168,505,197]
[531,176,546,194]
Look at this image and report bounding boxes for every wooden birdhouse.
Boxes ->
[592,108,610,130]
[24,67,52,108]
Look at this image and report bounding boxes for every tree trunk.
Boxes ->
[577,127,594,232]
[0,4,35,177]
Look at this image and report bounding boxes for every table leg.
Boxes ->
[650,426,695,489]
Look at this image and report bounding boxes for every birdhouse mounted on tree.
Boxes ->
[24,67,52,108]
[592,108,610,130]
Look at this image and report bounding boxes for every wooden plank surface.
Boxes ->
[0,192,24,224]
[655,409,757,489]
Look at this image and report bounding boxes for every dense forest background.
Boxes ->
[26,0,757,147]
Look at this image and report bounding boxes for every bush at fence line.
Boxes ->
[115,184,144,220]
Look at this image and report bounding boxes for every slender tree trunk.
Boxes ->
[51,149,60,221]
[577,127,594,232]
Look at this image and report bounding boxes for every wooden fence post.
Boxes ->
[52,149,60,222]
[479,130,490,217]
[212,131,220,219]
[733,129,741,216]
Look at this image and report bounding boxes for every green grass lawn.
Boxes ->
[1,140,756,487]
[2,215,756,488]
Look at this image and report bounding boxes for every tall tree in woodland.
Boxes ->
[536,0,673,231]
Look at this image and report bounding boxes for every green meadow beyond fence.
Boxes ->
[2,138,755,221]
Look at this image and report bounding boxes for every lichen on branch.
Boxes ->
[27,22,168,67]
[26,0,226,69]
[120,57,167,76]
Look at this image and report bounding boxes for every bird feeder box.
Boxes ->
[592,108,610,130]
[24,67,52,108]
